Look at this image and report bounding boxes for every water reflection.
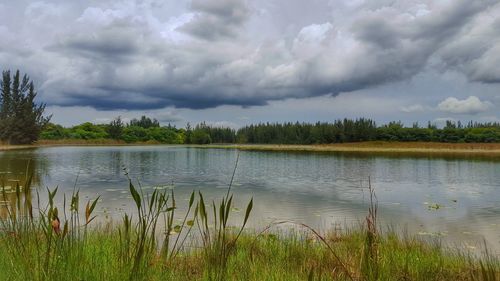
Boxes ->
[0,146,499,254]
[0,149,47,219]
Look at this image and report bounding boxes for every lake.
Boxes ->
[1,146,499,254]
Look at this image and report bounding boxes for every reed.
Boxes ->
[0,171,498,280]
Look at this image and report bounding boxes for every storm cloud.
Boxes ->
[0,0,499,111]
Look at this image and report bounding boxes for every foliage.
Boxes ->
[69,122,109,139]
[237,119,377,144]
[40,118,185,144]
[107,116,124,140]
[129,116,160,129]
[186,122,235,144]
[40,118,500,145]
[121,126,149,143]
[0,70,51,144]
[236,119,500,144]
[146,126,184,144]
[39,123,66,140]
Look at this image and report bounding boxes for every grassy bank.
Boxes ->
[2,226,498,281]
[2,141,500,158]
[196,142,500,157]
[0,177,498,281]
[36,139,169,146]
[0,139,167,151]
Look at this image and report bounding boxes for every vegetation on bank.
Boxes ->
[40,118,500,146]
[0,173,498,281]
[236,120,500,144]
[41,116,184,144]
[195,142,500,157]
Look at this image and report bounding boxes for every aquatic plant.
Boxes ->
[0,167,498,280]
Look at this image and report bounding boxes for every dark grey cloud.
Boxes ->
[436,2,500,84]
[0,0,499,113]
[352,15,402,49]
[60,87,266,110]
[62,31,140,60]
[177,0,249,40]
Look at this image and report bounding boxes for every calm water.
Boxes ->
[1,146,499,254]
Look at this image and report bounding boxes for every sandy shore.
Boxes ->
[0,144,36,151]
[2,141,500,157]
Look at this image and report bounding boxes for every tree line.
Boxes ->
[236,120,500,144]
[41,117,237,144]
[41,116,185,144]
[40,118,500,144]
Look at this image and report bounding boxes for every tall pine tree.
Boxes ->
[0,70,51,144]
[0,71,12,141]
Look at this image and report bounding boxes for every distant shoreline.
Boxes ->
[194,142,500,158]
[2,140,500,157]
[0,139,165,151]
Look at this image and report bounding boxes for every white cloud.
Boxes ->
[295,22,333,43]
[77,7,129,26]
[437,96,492,114]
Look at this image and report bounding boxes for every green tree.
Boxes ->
[0,71,12,141]
[185,122,193,144]
[107,116,124,140]
[121,126,148,143]
[129,116,159,129]
[68,122,108,139]
[146,127,183,144]
[190,130,211,144]
[39,123,67,140]
[0,70,51,144]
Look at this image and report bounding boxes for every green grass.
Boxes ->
[0,175,498,280]
[0,225,498,281]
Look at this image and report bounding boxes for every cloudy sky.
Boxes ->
[1,0,499,127]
